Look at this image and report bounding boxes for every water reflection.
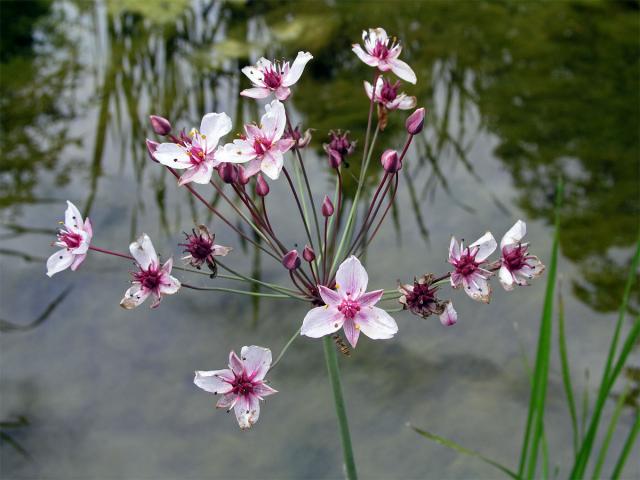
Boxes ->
[1,0,638,477]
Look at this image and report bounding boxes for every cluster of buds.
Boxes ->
[44,27,545,435]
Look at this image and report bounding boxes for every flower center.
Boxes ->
[253,137,272,156]
[188,144,206,165]
[232,374,255,396]
[372,40,389,59]
[133,266,162,291]
[407,283,437,307]
[454,247,480,277]
[262,66,282,89]
[503,244,529,271]
[59,230,82,249]
[380,79,399,101]
[338,298,361,319]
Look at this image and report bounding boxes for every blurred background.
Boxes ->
[0,0,638,478]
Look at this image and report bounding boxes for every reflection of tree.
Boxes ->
[0,1,80,211]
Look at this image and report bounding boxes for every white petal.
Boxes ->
[389,58,417,84]
[463,274,492,303]
[449,236,461,261]
[159,274,181,295]
[274,86,291,101]
[69,253,87,271]
[282,51,313,86]
[212,245,232,256]
[194,370,233,395]
[260,151,284,180]
[253,382,277,398]
[129,233,158,269]
[335,255,368,298]
[363,80,374,100]
[261,99,286,142]
[153,143,191,168]
[356,307,398,340]
[241,65,265,86]
[234,394,260,429]
[499,265,516,291]
[501,220,527,249]
[64,201,83,229]
[240,87,271,99]
[470,232,497,262]
[240,346,272,381]
[120,284,150,309]
[301,306,343,338]
[439,302,457,326]
[199,112,232,149]
[352,44,379,67]
[396,94,417,110]
[216,140,256,164]
[46,249,74,277]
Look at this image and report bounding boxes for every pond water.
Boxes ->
[1,1,638,478]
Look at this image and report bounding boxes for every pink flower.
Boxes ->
[364,77,416,110]
[439,301,457,327]
[46,201,93,277]
[498,220,545,290]
[194,346,277,430]
[448,232,497,303]
[179,225,231,275]
[152,112,232,185]
[218,100,295,180]
[352,28,417,84]
[240,52,313,101]
[301,256,398,348]
[120,233,181,309]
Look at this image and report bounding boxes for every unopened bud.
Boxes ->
[218,163,238,184]
[145,139,159,162]
[282,250,301,270]
[381,149,401,173]
[303,245,316,262]
[321,195,334,217]
[149,115,172,136]
[237,165,250,185]
[256,174,270,197]
[405,107,425,135]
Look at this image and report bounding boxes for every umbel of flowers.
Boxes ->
[45,27,544,477]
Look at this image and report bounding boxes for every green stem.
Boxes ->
[269,326,302,372]
[323,336,357,480]
[181,283,299,299]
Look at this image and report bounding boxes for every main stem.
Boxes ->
[323,336,357,480]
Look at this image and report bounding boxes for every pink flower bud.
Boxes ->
[328,148,342,169]
[381,149,402,173]
[282,250,301,270]
[321,195,334,217]
[405,107,425,135]
[303,244,316,262]
[149,115,172,136]
[237,165,250,185]
[256,174,270,197]
[145,139,159,162]
[218,163,238,184]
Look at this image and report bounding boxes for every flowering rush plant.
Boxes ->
[46,28,544,478]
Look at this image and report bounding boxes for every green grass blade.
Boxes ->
[570,236,640,479]
[520,178,562,479]
[610,411,639,480]
[409,424,519,479]
[557,286,580,454]
[590,388,629,480]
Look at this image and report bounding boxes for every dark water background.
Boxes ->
[1,1,638,478]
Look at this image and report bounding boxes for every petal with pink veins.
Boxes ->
[335,255,369,298]
[439,302,457,326]
[389,58,417,84]
[216,392,238,410]
[318,285,342,307]
[342,318,361,348]
[193,370,233,395]
[129,233,158,269]
[240,346,272,381]
[46,249,74,277]
[463,274,492,303]
[228,351,244,376]
[178,162,213,185]
[153,143,191,168]
[83,217,93,237]
[449,236,461,261]
[275,86,291,101]
[253,383,277,399]
[301,306,344,338]
[70,253,87,271]
[240,87,271,99]
[358,289,384,308]
[470,232,497,262]
[282,51,313,86]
